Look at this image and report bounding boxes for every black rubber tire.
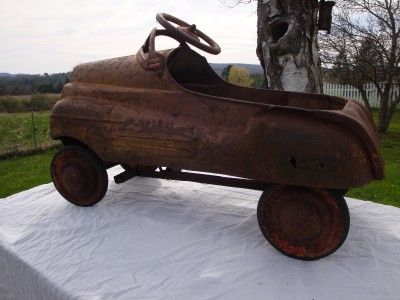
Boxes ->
[51,145,108,206]
[257,185,350,260]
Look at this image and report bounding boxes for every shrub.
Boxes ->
[0,96,25,113]
[0,94,59,113]
[228,66,254,87]
[30,94,58,111]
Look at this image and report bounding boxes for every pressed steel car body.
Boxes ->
[50,13,384,260]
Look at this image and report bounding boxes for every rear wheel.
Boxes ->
[51,145,108,206]
[257,185,349,260]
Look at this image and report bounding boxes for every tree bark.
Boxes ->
[256,0,323,93]
[378,92,398,133]
[378,113,391,134]
[357,86,372,115]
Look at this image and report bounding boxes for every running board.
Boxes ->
[114,168,271,191]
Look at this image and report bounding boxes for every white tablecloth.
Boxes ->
[1,167,399,300]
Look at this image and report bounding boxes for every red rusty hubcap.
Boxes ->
[257,185,349,260]
[62,164,87,195]
[51,145,108,206]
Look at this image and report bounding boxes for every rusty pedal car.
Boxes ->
[50,13,384,260]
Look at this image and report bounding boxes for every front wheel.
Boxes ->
[257,185,350,260]
[51,145,108,206]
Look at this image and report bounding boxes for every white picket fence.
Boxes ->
[323,82,399,108]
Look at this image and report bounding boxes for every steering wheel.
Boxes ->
[156,13,221,55]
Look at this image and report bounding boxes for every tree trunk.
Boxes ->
[378,92,392,133]
[378,114,391,134]
[357,86,372,115]
[256,0,323,93]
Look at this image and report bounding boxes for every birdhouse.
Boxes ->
[318,1,336,33]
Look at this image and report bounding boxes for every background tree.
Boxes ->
[223,0,326,93]
[257,0,324,92]
[0,85,5,96]
[0,72,70,95]
[221,64,233,80]
[228,65,254,86]
[321,0,400,133]
[250,73,266,88]
[328,38,375,113]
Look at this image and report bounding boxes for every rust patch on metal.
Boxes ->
[50,11,384,193]
[51,146,108,207]
[49,12,384,259]
[257,185,349,260]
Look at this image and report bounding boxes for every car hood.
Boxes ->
[70,49,176,89]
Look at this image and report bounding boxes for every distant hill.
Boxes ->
[210,63,263,75]
[0,63,264,80]
[0,63,264,96]
[0,72,71,96]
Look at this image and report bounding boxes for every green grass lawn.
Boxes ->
[0,149,57,198]
[347,111,400,206]
[0,111,59,156]
[0,111,399,207]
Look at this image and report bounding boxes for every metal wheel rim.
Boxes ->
[51,146,108,206]
[257,185,349,260]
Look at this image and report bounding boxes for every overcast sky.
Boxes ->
[0,0,258,74]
